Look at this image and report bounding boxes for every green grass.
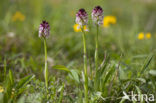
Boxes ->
[0,0,156,103]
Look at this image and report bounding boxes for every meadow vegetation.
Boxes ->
[0,0,156,103]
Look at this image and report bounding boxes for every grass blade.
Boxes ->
[16,75,35,90]
[52,65,70,72]
[139,54,153,77]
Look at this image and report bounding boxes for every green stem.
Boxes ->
[4,58,7,80]
[44,39,48,92]
[81,28,88,103]
[94,24,99,90]
[95,24,99,71]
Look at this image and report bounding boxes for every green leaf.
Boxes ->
[99,54,110,76]
[103,67,115,85]
[139,54,153,77]
[9,70,14,85]
[96,55,109,81]
[119,68,128,80]
[136,78,146,83]
[58,84,64,103]
[149,70,156,76]
[52,65,70,72]
[70,69,79,83]
[16,75,35,90]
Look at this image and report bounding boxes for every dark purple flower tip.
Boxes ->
[76,9,87,17]
[93,6,103,14]
[39,20,50,38]
[92,6,104,25]
[76,8,88,26]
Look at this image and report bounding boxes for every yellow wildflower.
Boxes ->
[138,32,144,40]
[146,32,151,39]
[103,16,116,28]
[12,11,25,22]
[0,86,4,93]
[73,24,88,32]
[73,24,81,32]
[83,25,88,32]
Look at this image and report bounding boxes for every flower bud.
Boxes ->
[76,9,88,26]
[92,6,104,25]
[39,21,50,38]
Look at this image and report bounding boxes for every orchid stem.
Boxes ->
[81,27,88,103]
[95,24,99,89]
[44,38,48,92]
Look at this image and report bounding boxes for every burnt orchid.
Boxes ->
[92,6,104,89]
[76,8,88,103]
[76,8,88,26]
[39,21,50,92]
[39,21,50,38]
[92,6,104,25]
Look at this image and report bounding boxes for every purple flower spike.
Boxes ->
[39,21,50,38]
[76,8,88,26]
[92,6,104,25]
